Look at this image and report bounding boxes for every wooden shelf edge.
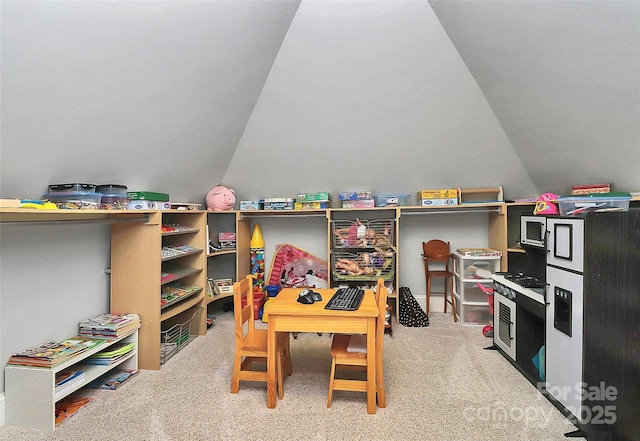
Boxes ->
[160,294,204,321]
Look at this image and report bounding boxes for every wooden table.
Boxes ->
[265,288,380,414]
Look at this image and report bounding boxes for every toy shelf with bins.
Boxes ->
[111,210,207,370]
[452,253,501,326]
[205,211,251,306]
[329,209,399,329]
[4,328,139,431]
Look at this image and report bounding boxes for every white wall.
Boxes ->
[0,222,112,392]
[251,209,490,314]
[224,0,537,201]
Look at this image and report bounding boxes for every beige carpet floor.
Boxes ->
[0,311,584,441]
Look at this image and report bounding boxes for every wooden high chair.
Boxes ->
[231,275,292,399]
[327,278,387,409]
[422,239,457,322]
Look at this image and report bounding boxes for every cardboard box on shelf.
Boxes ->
[296,192,330,202]
[338,191,373,201]
[126,191,170,202]
[341,199,375,208]
[417,189,458,200]
[294,201,329,210]
[419,198,458,207]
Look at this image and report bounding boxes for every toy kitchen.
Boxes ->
[492,209,640,441]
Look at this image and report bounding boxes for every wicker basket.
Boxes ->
[332,219,394,249]
[332,250,395,282]
[160,307,202,365]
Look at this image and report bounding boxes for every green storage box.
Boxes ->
[126,191,170,202]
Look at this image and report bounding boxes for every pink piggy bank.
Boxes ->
[206,185,236,211]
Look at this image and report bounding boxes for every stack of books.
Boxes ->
[8,337,105,368]
[84,341,135,365]
[78,313,141,340]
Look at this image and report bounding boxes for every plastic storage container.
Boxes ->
[44,192,102,209]
[557,196,631,216]
[242,292,266,319]
[100,194,128,210]
[374,194,410,207]
[456,302,492,325]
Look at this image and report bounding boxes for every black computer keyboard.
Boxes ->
[324,287,365,311]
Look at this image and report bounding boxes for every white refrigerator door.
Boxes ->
[545,265,584,421]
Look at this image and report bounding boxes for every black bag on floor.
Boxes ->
[398,286,429,327]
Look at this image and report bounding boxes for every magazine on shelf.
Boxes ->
[8,337,106,367]
[78,313,140,330]
[84,341,135,365]
[55,397,94,426]
[88,369,139,390]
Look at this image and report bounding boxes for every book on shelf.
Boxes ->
[8,337,106,367]
[87,368,139,390]
[55,396,94,426]
[55,370,85,398]
[456,247,503,257]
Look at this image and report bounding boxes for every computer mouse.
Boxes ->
[310,291,322,302]
[299,288,313,296]
[297,294,315,304]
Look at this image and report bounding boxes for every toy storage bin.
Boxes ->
[332,219,395,248]
[456,302,492,326]
[160,307,202,365]
[373,194,410,207]
[242,292,266,319]
[332,250,395,282]
[96,184,128,196]
[557,196,631,216]
[44,192,102,209]
[454,279,491,303]
[100,194,128,210]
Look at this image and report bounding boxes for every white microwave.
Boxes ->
[520,215,546,248]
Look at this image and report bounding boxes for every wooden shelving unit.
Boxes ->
[110,210,207,370]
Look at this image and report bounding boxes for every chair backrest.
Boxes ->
[422,240,452,273]
[375,278,388,348]
[233,275,256,340]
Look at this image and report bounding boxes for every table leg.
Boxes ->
[366,316,376,414]
[267,316,277,409]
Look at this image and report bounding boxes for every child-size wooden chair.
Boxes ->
[422,239,457,322]
[231,275,292,399]
[327,278,387,409]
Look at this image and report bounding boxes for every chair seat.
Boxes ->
[327,278,387,410]
[330,334,367,365]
